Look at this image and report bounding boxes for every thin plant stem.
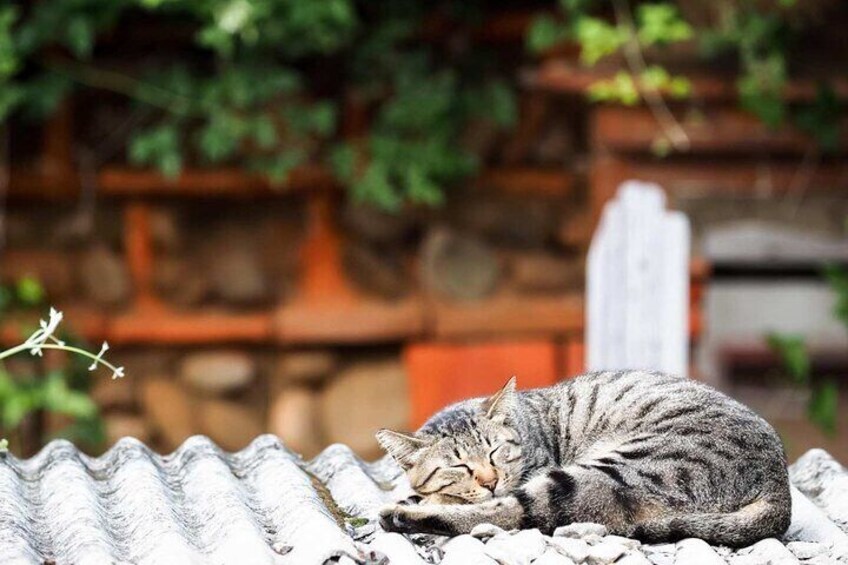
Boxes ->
[611,0,691,152]
[0,343,122,378]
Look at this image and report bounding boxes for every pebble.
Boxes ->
[645,553,674,565]
[554,523,609,539]
[641,544,675,555]
[547,537,589,562]
[786,541,827,560]
[471,523,506,540]
[532,549,576,565]
[440,535,495,565]
[616,550,653,565]
[603,535,641,550]
[369,533,426,565]
[732,538,800,565]
[485,530,546,565]
[676,538,726,565]
[586,540,628,564]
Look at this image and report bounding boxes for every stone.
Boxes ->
[206,235,270,305]
[140,377,195,451]
[154,256,209,307]
[342,202,415,244]
[455,195,558,248]
[149,208,182,252]
[510,252,583,294]
[675,538,725,565]
[274,351,337,384]
[420,228,501,301]
[586,540,628,564]
[319,359,409,458]
[554,523,608,539]
[180,351,256,395]
[441,535,495,565]
[790,449,848,532]
[805,555,840,565]
[602,535,640,550]
[786,541,827,559]
[104,414,151,445]
[268,386,322,458]
[641,544,675,555]
[582,534,604,546]
[470,523,506,540]
[533,548,576,565]
[368,532,426,565]
[547,537,589,562]
[342,241,410,299]
[196,398,263,451]
[556,211,593,250]
[484,530,546,565]
[616,551,652,565]
[733,538,799,564]
[79,245,131,307]
[92,376,136,410]
[645,553,673,565]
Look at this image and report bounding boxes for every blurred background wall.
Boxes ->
[0,0,846,460]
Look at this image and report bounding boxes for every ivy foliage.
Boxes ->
[766,265,848,436]
[527,0,840,150]
[0,0,515,209]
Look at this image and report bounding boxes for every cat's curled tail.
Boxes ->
[633,490,792,547]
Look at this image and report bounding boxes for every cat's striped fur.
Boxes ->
[376,371,791,546]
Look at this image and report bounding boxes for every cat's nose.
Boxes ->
[480,477,498,493]
[474,468,499,492]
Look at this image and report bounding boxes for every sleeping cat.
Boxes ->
[376,371,791,547]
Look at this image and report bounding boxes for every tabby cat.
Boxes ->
[376,371,791,546]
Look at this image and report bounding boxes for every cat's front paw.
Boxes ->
[379,504,413,533]
[378,504,454,536]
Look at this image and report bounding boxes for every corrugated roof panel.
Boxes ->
[2,434,848,564]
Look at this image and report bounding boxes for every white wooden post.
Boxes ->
[586,181,691,376]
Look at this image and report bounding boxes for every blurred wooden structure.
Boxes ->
[6,9,848,427]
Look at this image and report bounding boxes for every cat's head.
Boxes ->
[376,377,523,504]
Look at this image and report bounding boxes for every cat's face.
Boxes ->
[376,378,524,503]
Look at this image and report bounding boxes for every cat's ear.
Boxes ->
[376,429,428,469]
[483,376,517,424]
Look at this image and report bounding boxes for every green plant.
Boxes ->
[0,1,515,209]
[766,264,848,436]
[0,291,123,454]
[527,1,841,151]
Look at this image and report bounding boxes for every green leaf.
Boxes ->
[129,124,183,178]
[16,276,44,306]
[795,85,841,152]
[823,264,848,332]
[636,3,693,47]
[808,381,838,436]
[353,162,401,211]
[588,72,640,105]
[526,15,568,54]
[66,16,94,58]
[574,16,627,66]
[766,333,810,384]
[42,372,97,419]
[405,167,444,207]
[330,144,357,182]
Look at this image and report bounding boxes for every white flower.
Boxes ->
[23,307,64,356]
[88,342,110,371]
[111,366,125,380]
